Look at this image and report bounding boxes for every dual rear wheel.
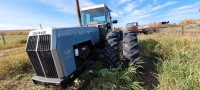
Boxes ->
[104,30,139,67]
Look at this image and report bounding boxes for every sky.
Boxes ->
[0,0,200,30]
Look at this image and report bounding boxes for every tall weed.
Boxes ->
[78,61,144,90]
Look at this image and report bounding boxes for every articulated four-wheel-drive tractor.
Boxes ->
[26,0,139,88]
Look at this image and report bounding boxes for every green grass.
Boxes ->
[76,61,143,90]
[138,32,200,89]
[0,35,27,50]
[0,35,27,45]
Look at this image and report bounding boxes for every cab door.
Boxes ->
[105,8,112,32]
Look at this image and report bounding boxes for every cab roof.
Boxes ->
[81,3,111,11]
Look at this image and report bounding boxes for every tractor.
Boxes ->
[25,0,139,88]
[126,22,139,33]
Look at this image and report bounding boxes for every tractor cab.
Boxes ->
[81,4,117,39]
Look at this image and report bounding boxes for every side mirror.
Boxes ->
[112,20,118,24]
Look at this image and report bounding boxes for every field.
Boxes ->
[0,35,27,44]
[0,27,199,89]
[138,29,200,89]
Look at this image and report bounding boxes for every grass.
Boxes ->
[0,34,37,89]
[0,52,30,79]
[0,28,200,89]
[0,47,47,89]
[0,35,27,50]
[0,35,27,44]
[0,44,25,50]
[138,30,200,89]
[76,61,143,90]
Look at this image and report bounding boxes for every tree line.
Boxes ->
[179,19,200,25]
[1,32,29,36]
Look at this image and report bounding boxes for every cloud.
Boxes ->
[130,9,145,16]
[118,11,124,15]
[111,12,119,17]
[171,5,193,11]
[153,0,158,5]
[116,1,177,26]
[38,0,95,14]
[129,1,176,17]
[151,1,177,12]
[165,1,200,23]
[128,1,176,16]
[111,10,124,18]
[171,1,200,11]
[123,2,138,12]
[123,0,146,13]
[119,0,131,5]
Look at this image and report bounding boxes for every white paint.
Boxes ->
[81,4,105,11]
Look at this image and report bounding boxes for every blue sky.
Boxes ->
[0,0,200,30]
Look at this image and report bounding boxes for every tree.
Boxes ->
[179,19,199,24]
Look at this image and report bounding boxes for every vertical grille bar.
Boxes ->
[37,35,58,78]
[26,36,45,77]
[26,36,37,50]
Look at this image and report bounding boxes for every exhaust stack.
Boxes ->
[75,0,82,26]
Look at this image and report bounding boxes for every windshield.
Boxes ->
[81,8,105,26]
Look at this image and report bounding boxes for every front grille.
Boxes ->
[26,36,38,50]
[37,35,58,78]
[26,36,45,77]
[37,35,51,50]
[27,51,45,77]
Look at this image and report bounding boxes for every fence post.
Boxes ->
[182,25,184,35]
[1,32,6,45]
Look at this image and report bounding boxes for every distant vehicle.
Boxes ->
[126,22,138,32]
[126,22,159,34]
[126,21,169,34]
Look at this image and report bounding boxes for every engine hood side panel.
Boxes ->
[55,26,99,77]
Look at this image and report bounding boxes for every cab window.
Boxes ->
[105,8,111,23]
[81,8,106,25]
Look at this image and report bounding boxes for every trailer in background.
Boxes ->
[126,21,169,34]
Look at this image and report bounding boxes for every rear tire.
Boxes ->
[123,30,139,65]
[104,30,139,67]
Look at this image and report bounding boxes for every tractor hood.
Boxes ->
[27,26,100,78]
